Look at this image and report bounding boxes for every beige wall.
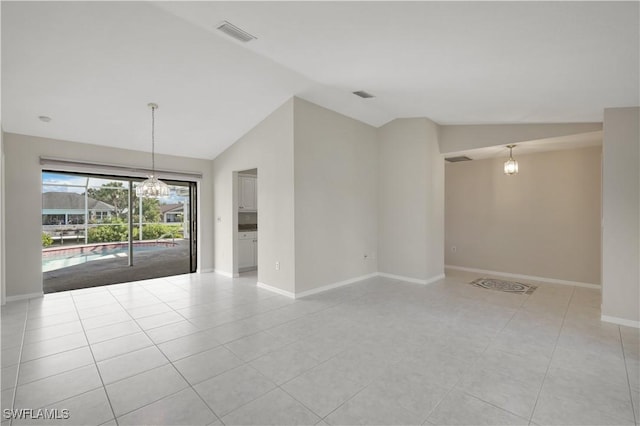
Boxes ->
[601,107,640,324]
[377,118,444,282]
[439,123,603,154]
[293,98,378,293]
[445,146,602,285]
[212,99,296,293]
[3,133,214,299]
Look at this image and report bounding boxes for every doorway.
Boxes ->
[236,168,258,277]
[41,170,197,293]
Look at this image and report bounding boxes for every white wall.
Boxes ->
[1,129,5,305]
[3,133,214,299]
[212,99,296,294]
[439,123,603,153]
[601,107,640,325]
[446,146,602,285]
[377,118,444,283]
[293,98,378,293]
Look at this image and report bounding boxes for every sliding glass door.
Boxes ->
[42,171,197,293]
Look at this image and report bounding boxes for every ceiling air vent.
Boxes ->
[216,21,257,43]
[445,156,473,162]
[353,90,375,99]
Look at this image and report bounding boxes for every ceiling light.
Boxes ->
[38,115,51,122]
[504,144,519,175]
[216,21,256,42]
[353,91,375,99]
[136,103,170,198]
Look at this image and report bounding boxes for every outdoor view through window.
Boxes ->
[41,171,196,293]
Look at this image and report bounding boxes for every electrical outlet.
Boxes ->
[275,262,280,270]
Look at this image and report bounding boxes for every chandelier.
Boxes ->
[136,103,170,198]
[504,144,519,175]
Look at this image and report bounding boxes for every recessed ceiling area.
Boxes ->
[2,2,638,159]
[444,131,603,161]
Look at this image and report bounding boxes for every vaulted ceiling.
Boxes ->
[2,2,638,159]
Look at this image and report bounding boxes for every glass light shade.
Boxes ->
[136,175,170,198]
[504,159,519,175]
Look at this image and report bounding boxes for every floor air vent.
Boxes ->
[470,278,537,295]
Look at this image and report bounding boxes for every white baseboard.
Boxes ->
[444,265,601,289]
[199,268,214,273]
[260,272,444,299]
[295,273,379,299]
[213,270,239,278]
[424,273,446,285]
[257,281,295,299]
[6,292,44,303]
[377,272,445,286]
[601,315,640,329]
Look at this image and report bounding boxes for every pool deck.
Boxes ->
[43,241,191,293]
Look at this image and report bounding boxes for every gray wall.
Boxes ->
[377,118,444,282]
[293,98,378,293]
[3,133,214,299]
[212,99,296,293]
[601,107,640,324]
[446,146,602,285]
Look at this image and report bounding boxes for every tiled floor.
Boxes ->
[1,271,638,425]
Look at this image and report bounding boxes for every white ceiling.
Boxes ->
[2,2,638,159]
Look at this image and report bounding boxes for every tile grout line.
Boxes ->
[4,277,519,426]
[7,300,29,426]
[618,326,638,426]
[203,288,381,424]
[69,291,120,425]
[15,292,168,381]
[103,285,223,424]
[7,274,608,426]
[418,292,527,425]
[2,277,282,421]
[292,282,494,424]
[210,296,374,423]
[526,284,576,425]
[275,347,359,423]
[118,276,334,423]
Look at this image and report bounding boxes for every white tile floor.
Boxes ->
[1,271,638,425]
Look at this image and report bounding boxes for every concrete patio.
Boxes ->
[43,241,191,293]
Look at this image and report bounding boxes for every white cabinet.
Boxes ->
[238,231,257,270]
[238,175,257,211]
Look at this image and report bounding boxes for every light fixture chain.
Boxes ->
[138,102,169,198]
[151,105,155,175]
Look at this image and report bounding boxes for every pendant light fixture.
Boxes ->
[503,144,519,175]
[136,103,170,198]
